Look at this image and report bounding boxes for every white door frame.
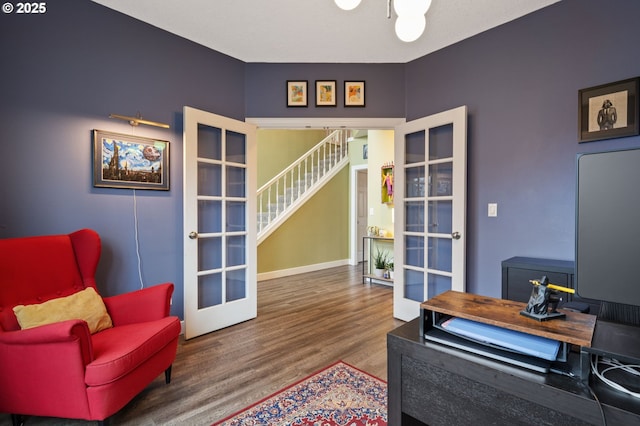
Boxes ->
[246,117,405,130]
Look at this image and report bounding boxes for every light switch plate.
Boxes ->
[488,203,498,217]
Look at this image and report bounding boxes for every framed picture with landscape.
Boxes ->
[578,77,639,143]
[93,130,170,190]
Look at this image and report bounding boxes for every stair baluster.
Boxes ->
[257,129,350,244]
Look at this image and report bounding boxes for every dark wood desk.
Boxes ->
[387,292,640,425]
[420,290,596,347]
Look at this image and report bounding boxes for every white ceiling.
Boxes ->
[91,0,560,63]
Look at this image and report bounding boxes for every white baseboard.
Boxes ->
[258,259,350,282]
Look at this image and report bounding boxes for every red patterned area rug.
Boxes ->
[213,361,387,426]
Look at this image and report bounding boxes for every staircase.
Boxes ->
[257,129,350,244]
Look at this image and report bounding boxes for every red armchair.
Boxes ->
[0,229,181,425]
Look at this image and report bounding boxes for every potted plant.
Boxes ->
[387,261,394,280]
[372,249,389,278]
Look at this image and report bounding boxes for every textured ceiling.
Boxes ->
[91,0,560,63]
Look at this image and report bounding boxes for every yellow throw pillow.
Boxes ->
[13,287,113,334]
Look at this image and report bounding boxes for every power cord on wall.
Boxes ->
[133,189,145,289]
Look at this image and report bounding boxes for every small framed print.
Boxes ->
[287,80,308,107]
[345,81,365,107]
[578,77,639,143]
[316,80,337,107]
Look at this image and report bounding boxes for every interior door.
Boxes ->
[183,106,257,339]
[393,106,467,321]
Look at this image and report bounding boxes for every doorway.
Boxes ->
[351,166,368,265]
[248,118,404,279]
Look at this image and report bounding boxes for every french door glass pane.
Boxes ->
[226,131,246,164]
[405,235,424,267]
[428,237,452,272]
[428,201,452,234]
[198,273,222,309]
[198,237,222,271]
[198,200,222,233]
[226,166,246,197]
[405,166,425,198]
[405,269,425,302]
[226,201,245,232]
[227,235,245,266]
[428,274,452,298]
[429,124,453,160]
[198,163,221,197]
[226,269,246,302]
[429,162,452,197]
[405,131,425,164]
[197,124,222,160]
[405,201,424,233]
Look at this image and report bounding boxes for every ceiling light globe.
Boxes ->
[394,0,432,16]
[395,15,426,42]
[334,0,362,11]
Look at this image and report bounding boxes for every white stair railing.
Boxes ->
[257,129,350,244]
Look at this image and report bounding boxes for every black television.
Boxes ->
[576,147,640,326]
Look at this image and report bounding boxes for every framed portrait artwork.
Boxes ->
[345,81,365,107]
[287,80,308,107]
[316,80,337,107]
[578,77,639,143]
[93,130,170,190]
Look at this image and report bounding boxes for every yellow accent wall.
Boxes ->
[257,130,350,273]
[258,167,349,272]
[367,130,395,237]
[257,129,328,186]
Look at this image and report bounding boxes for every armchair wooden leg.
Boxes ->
[165,365,172,384]
[11,414,24,426]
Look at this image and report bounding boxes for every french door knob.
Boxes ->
[451,231,461,240]
[188,231,198,240]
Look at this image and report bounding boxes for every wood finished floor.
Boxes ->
[1,265,404,426]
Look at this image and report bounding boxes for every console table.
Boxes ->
[387,291,640,425]
[362,236,393,285]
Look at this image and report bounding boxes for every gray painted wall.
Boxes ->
[245,63,405,118]
[405,0,640,296]
[0,0,247,318]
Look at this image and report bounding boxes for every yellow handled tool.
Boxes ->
[529,279,575,294]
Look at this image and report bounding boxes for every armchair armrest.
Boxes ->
[0,320,95,415]
[103,283,174,326]
[0,319,93,366]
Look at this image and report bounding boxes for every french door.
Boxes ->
[183,106,257,339]
[393,106,467,321]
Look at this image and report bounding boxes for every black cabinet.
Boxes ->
[501,256,601,315]
[388,319,640,425]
